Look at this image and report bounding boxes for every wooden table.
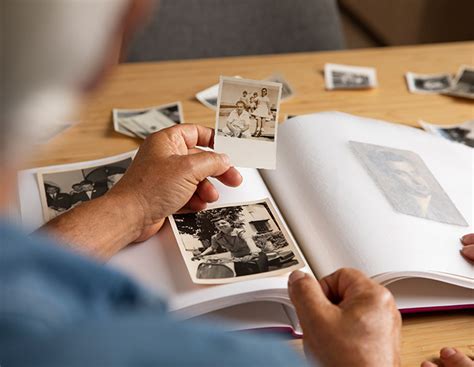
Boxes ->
[31,41,473,366]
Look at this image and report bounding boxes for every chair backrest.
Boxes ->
[126,0,345,62]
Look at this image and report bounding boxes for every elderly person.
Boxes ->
[1,1,472,367]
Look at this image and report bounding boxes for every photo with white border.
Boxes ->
[324,63,377,90]
[113,101,183,139]
[169,198,304,284]
[214,76,282,169]
[37,152,135,222]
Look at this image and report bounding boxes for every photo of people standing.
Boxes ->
[171,200,302,284]
[38,158,132,221]
[216,77,281,142]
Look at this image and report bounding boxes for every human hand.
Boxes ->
[288,268,401,367]
[460,233,474,261]
[108,124,242,242]
[421,347,473,367]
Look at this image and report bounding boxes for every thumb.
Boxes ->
[288,271,336,326]
[184,151,231,182]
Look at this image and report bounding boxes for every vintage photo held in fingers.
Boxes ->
[419,120,474,148]
[443,65,474,100]
[350,141,468,226]
[405,72,452,94]
[113,102,183,139]
[324,63,377,90]
[214,76,282,169]
[169,199,304,284]
[37,154,134,221]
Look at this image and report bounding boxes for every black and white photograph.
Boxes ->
[405,72,452,94]
[37,156,133,221]
[169,199,304,284]
[113,102,183,139]
[443,65,474,100]
[419,120,474,148]
[196,82,220,111]
[214,76,282,169]
[350,141,468,226]
[324,63,377,90]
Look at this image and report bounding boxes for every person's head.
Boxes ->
[261,88,267,96]
[0,0,155,209]
[79,180,94,192]
[214,219,232,233]
[235,101,245,113]
[71,183,83,193]
[45,184,60,196]
[253,92,258,97]
[242,91,248,97]
[370,150,431,198]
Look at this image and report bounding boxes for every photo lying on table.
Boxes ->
[113,101,183,139]
[443,65,474,100]
[405,72,452,94]
[214,76,282,169]
[324,63,377,90]
[37,155,133,221]
[169,199,304,284]
[266,73,294,100]
[419,119,474,148]
[350,141,468,226]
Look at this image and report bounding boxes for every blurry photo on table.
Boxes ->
[324,63,377,90]
[266,74,294,100]
[169,199,303,284]
[113,102,183,139]
[420,119,474,148]
[37,157,133,221]
[350,141,468,226]
[405,72,452,94]
[444,65,474,99]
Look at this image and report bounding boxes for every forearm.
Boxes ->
[39,191,144,260]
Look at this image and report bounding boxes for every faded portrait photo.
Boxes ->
[350,141,468,226]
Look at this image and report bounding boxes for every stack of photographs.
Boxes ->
[113,102,184,139]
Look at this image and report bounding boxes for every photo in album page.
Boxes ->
[169,199,304,284]
[350,141,468,226]
[37,155,133,222]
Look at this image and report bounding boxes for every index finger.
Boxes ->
[164,124,216,150]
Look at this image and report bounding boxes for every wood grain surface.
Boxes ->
[28,41,474,366]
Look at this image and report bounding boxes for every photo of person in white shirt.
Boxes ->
[226,101,251,138]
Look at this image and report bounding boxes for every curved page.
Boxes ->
[261,112,473,287]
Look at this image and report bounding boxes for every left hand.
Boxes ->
[108,124,242,242]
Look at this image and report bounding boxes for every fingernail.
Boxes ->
[440,347,456,359]
[220,154,230,165]
[288,270,306,285]
[460,236,466,244]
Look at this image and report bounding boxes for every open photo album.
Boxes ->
[16,112,473,335]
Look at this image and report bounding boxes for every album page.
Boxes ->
[261,112,473,288]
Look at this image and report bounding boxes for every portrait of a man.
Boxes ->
[350,141,468,226]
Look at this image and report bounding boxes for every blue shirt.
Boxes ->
[0,221,307,367]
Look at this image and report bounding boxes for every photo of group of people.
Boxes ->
[216,77,281,142]
[37,157,132,221]
[170,199,303,284]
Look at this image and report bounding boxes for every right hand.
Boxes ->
[288,268,401,367]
